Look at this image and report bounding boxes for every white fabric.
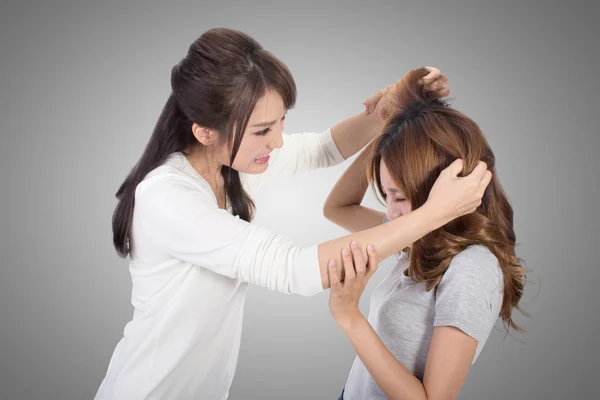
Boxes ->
[95,129,345,400]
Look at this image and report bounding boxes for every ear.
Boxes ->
[192,123,219,146]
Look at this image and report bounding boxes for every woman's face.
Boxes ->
[380,160,412,220]
[230,89,287,174]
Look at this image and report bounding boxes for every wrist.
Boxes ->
[418,201,450,231]
[337,310,366,332]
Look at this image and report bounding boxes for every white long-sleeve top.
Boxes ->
[95,129,345,400]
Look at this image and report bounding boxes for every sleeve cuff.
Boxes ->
[319,128,347,164]
[292,244,326,296]
[433,313,483,341]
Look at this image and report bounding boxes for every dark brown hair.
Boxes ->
[112,28,296,257]
[368,68,526,332]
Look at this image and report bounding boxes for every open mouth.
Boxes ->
[254,154,271,164]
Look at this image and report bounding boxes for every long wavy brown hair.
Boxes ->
[368,68,527,332]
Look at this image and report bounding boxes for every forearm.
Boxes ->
[318,203,446,289]
[323,141,383,231]
[324,141,372,210]
[329,111,381,159]
[343,316,428,400]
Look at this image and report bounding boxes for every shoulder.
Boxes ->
[135,156,215,208]
[441,245,502,292]
[434,245,504,339]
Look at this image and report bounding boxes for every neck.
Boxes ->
[186,147,225,194]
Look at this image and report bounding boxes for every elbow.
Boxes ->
[323,204,345,225]
[322,200,338,221]
[322,204,334,221]
[323,189,342,221]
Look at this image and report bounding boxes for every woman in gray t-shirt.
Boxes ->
[323,68,526,400]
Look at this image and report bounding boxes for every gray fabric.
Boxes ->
[342,237,503,400]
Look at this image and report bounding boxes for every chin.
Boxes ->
[238,162,269,175]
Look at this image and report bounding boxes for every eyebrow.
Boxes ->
[249,112,287,128]
[387,188,399,193]
[250,119,278,128]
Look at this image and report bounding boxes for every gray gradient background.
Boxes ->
[1,0,598,399]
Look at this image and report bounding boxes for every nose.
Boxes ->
[387,207,403,220]
[269,130,284,150]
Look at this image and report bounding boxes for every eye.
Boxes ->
[254,114,286,136]
[254,127,272,136]
[394,198,406,203]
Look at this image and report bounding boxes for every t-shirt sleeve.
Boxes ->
[134,173,324,296]
[433,246,503,341]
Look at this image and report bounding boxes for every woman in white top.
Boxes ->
[95,29,492,400]
[323,68,526,400]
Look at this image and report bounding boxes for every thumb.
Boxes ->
[420,66,441,84]
[446,159,465,178]
[364,90,384,106]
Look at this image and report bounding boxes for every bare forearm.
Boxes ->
[324,204,385,233]
[323,141,383,231]
[329,111,381,159]
[324,141,372,209]
[318,204,445,289]
[343,316,428,400]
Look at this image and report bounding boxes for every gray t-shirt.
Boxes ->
[342,242,503,400]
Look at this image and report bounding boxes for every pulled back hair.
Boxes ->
[368,68,526,332]
[112,28,296,258]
